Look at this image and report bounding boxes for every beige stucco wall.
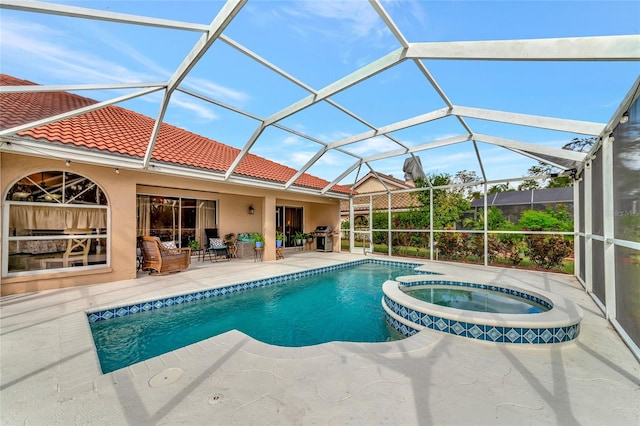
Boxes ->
[357,177,405,194]
[1,152,342,295]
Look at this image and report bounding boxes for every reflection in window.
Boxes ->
[5,171,108,275]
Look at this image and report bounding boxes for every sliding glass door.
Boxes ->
[137,195,216,248]
[277,205,303,248]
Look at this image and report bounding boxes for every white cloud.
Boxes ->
[184,77,250,106]
[289,150,313,166]
[0,16,242,119]
[296,1,382,38]
[170,94,219,121]
[282,135,300,145]
[274,0,389,49]
[283,147,348,168]
[420,150,477,173]
[347,136,401,156]
[382,0,428,26]
[316,150,350,167]
[1,18,159,84]
[84,25,171,79]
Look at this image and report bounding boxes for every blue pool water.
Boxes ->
[91,262,416,373]
[404,286,548,314]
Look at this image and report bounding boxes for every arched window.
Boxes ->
[4,171,109,276]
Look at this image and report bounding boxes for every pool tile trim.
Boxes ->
[382,278,582,344]
[383,294,580,344]
[86,258,425,323]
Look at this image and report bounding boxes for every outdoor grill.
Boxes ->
[312,225,333,252]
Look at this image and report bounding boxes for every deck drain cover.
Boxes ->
[209,394,224,404]
[148,368,184,388]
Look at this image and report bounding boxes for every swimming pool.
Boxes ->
[89,260,420,373]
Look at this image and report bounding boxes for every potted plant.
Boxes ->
[294,231,304,246]
[276,231,286,247]
[253,232,265,248]
[188,240,200,250]
[305,233,314,243]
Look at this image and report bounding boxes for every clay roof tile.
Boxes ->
[0,74,351,194]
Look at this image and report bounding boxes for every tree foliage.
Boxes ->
[487,183,512,194]
[464,206,512,230]
[413,172,471,229]
[454,169,480,199]
[564,137,596,153]
[518,205,573,232]
[518,137,595,190]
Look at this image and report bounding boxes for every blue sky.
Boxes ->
[1,0,639,186]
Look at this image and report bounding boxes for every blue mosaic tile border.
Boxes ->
[383,295,580,344]
[87,258,423,323]
[384,312,419,337]
[417,271,442,275]
[398,279,553,310]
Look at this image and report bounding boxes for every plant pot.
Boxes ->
[276,240,282,247]
[255,242,263,248]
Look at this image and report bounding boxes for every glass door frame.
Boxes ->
[137,193,217,249]
[276,205,304,248]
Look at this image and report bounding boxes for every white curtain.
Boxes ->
[136,195,150,236]
[10,205,107,230]
[196,200,216,246]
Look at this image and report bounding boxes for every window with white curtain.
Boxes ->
[4,171,109,275]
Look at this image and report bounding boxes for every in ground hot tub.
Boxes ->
[382,275,582,344]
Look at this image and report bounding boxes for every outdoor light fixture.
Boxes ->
[249,204,255,215]
[65,160,71,167]
[620,111,629,124]
[115,168,120,174]
[569,168,578,179]
[609,132,615,142]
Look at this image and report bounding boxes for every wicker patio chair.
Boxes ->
[140,236,191,275]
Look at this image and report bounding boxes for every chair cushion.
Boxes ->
[162,241,177,249]
[209,238,226,248]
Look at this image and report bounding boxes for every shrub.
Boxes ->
[464,206,512,231]
[467,233,486,259]
[372,212,388,244]
[369,230,384,245]
[518,206,573,232]
[528,235,572,269]
[485,234,503,262]
[436,231,466,260]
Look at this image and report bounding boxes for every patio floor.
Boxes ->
[1,251,638,425]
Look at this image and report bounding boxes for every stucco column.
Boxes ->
[263,195,276,261]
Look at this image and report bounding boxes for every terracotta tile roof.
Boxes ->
[0,74,352,195]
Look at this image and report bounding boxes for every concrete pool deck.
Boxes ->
[1,251,638,425]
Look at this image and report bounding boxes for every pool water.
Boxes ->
[91,262,415,373]
[404,286,547,314]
